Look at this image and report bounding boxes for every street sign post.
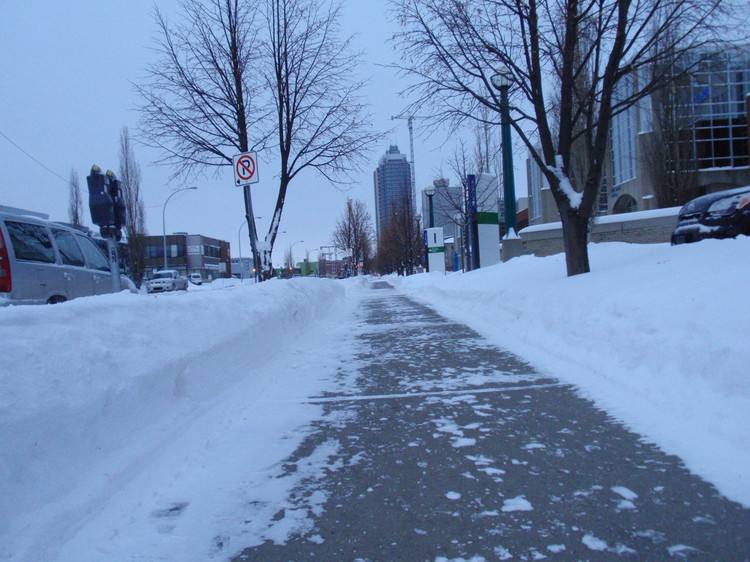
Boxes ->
[233,152,259,187]
[425,227,445,273]
[233,151,261,281]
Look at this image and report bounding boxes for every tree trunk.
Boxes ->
[561,210,590,276]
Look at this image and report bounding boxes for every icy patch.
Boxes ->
[612,543,637,555]
[524,442,546,450]
[617,499,636,510]
[466,455,493,466]
[494,546,513,560]
[446,491,462,501]
[582,534,608,551]
[611,486,638,500]
[452,437,476,448]
[667,544,700,557]
[547,544,566,553]
[435,556,487,562]
[307,534,324,544]
[501,495,533,512]
[634,529,666,543]
[433,418,464,437]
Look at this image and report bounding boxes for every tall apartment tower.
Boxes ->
[373,145,412,242]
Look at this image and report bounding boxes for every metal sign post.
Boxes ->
[233,151,262,282]
[107,238,122,292]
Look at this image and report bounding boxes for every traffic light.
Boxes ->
[107,173,127,233]
[87,165,127,240]
[87,165,115,228]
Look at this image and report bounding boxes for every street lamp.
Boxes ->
[425,186,436,228]
[162,186,198,271]
[491,72,518,238]
[289,240,304,272]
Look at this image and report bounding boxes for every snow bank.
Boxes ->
[395,238,750,506]
[0,278,345,556]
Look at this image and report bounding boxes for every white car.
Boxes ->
[189,273,203,285]
[146,270,189,293]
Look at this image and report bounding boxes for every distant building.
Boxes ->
[421,178,463,239]
[373,145,412,242]
[231,257,253,279]
[143,233,231,280]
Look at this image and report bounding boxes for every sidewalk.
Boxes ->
[234,282,750,561]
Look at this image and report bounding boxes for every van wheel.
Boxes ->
[47,296,67,305]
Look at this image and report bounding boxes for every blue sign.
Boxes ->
[467,174,477,215]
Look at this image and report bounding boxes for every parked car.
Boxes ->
[188,273,203,285]
[671,186,750,245]
[0,206,136,306]
[146,270,189,293]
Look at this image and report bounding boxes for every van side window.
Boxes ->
[76,236,110,272]
[5,221,56,263]
[52,230,86,267]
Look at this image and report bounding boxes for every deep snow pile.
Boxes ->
[395,238,750,506]
[0,278,348,560]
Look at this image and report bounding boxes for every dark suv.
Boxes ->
[671,186,750,245]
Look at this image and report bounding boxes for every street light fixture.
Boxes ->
[162,186,198,271]
[289,240,304,272]
[424,187,436,229]
[491,72,518,238]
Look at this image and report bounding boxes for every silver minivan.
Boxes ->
[0,206,135,306]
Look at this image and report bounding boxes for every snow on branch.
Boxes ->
[547,155,583,209]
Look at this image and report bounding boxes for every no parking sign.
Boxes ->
[232,152,259,186]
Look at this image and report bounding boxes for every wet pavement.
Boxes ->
[233,282,750,561]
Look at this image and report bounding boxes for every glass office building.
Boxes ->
[373,145,412,241]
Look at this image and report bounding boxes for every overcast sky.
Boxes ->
[0,1,527,265]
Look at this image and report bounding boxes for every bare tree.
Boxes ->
[119,127,148,285]
[395,0,729,275]
[641,31,703,208]
[644,78,701,207]
[282,245,297,277]
[332,198,374,274]
[137,0,268,279]
[260,0,381,279]
[375,190,422,275]
[68,169,83,227]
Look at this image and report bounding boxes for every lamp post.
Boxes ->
[425,187,436,228]
[491,72,518,238]
[289,240,304,273]
[162,186,198,271]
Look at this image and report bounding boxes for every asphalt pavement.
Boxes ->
[233,282,750,561]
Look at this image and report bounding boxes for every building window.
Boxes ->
[528,150,546,220]
[670,50,750,169]
[611,74,637,187]
[203,245,220,258]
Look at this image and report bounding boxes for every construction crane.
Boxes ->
[390,114,427,214]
